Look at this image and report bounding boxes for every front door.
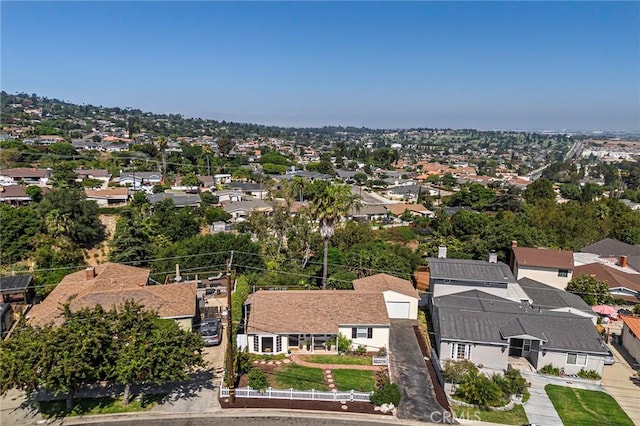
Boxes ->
[509,338,523,357]
[261,336,274,353]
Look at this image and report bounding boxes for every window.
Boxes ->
[352,327,373,339]
[276,336,282,353]
[450,343,472,360]
[523,339,531,352]
[567,353,587,366]
[253,335,259,352]
[558,269,569,277]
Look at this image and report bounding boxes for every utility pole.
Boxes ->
[226,250,235,403]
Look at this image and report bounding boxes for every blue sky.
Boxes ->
[2,1,639,130]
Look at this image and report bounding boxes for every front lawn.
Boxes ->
[545,384,634,426]
[272,364,328,391]
[454,404,528,425]
[39,395,164,418]
[333,369,376,392]
[299,354,372,366]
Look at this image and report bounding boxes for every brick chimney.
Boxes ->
[511,240,518,248]
[85,267,96,280]
[620,255,628,268]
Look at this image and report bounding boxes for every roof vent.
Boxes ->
[489,252,498,264]
[438,246,447,259]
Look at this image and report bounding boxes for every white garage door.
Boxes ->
[386,301,410,319]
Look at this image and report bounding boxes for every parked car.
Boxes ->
[618,308,633,316]
[604,347,615,365]
[200,318,222,346]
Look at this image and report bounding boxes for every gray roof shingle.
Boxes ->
[428,258,516,284]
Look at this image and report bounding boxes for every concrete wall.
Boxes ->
[338,326,389,352]
[382,290,418,319]
[514,264,571,290]
[173,317,194,331]
[535,350,605,376]
[621,323,640,364]
[439,341,508,372]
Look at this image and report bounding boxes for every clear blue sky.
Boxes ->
[2,1,639,131]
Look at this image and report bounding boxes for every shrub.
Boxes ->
[577,369,601,380]
[378,346,387,357]
[375,368,390,390]
[370,382,401,406]
[633,304,640,315]
[454,370,504,408]
[540,364,560,376]
[354,345,367,356]
[337,333,352,353]
[443,359,478,384]
[236,351,253,375]
[503,369,528,396]
[247,368,269,392]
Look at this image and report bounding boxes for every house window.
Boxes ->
[352,327,372,339]
[253,335,259,352]
[558,269,569,277]
[276,336,282,353]
[567,353,587,366]
[523,339,531,352]
[450,343,472,360]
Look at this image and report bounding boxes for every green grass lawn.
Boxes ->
[453,404,528,425]
[39,395,164,418]
[299,354,372,366]
[332,369,376,392]
[545,384,634,426]
[272,364,328,391]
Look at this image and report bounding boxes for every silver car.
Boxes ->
[200,318,223,346]
[604,347,615,365]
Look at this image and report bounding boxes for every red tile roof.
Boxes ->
[621,315,640,339]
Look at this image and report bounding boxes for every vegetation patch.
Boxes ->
[332,369,376,392]
[453,404,528,425]
[299,354,372,366]
[545,384,634,426]
[272,364,327,391]
[39,395,164,418]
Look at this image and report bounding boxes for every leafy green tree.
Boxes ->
[147,199,200,243]
[181,173,201,189]
[203,207,232,224]
[0,204,42,264]
[217,137,235,157]
[247,368,270,392]
[49,163,81,189]
[566,274,613,306]
[48,142,76,157]
[110,210,154,266]
[25,185,43,202]
[523,178,555,205]
[200,191,219,205]
[309,183,360,289]
[259,152,290,166]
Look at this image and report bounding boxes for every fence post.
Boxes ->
[268,387,272,398]
[290,388,294,400]
[350,389,354,402]
[312,389,315,400]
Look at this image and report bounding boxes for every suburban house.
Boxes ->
[0,168,52,186]
[427,251,530,303]
[147,192,201,208]
[0,275,35,304]
[227,182,268,199]
[352,273,419,319]
[213,189,244,203]
[619,315,640,366]
[431,289,608,375]
[239,290,390,355]
[580,238,640,272]
[385,203,435,218]
[27,263,197,330]
[0,185,32,205]
[348,204,388,223]
[85,188,130,207]
[518,278,598,324]
[74,169,112,186]
[222,199,272,221]
[118,171,162,188]
[572,263,640,304]
[213,173,232,185]
[510,243,574,290]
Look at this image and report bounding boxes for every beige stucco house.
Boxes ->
[620,315,640,365]
[353,273,419,319]
[28,263,197,330]
[511,244,574,290]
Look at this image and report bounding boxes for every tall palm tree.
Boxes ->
[310,183,360,289]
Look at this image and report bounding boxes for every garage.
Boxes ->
[386,301,411,319]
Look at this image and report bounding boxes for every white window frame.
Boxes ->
[450,343,472,360]
[356,327,368,339]
[566,353,587,366]
[558,269,569,277]
[523,339,531,352]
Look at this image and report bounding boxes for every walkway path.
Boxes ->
[521,374,564,426]
[602,343,640,425]
[290,354,383,371]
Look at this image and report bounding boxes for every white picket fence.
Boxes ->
[219,386,372,402]
[372,356,389,366]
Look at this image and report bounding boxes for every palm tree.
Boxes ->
[310,183,360,289]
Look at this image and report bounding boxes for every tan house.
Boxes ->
[510,244,574,290]
[353,273,419,319]
[85,188,130,207]
[239,290,390,355]
[620,315,640,366]
[27,263,197,330]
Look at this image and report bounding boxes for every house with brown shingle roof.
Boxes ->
[572,263,640,303]
[510,243,574,290]
[27,263,197,330]
[85,188,130,207]
[240,290,390,355]
[353,273,419,319]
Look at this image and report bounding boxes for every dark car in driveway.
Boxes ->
[200,318,222,346]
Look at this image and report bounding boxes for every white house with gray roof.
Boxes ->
[432,290,608,375]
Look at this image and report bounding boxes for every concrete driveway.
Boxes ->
[388,319,447,423]
[602,343,640,425]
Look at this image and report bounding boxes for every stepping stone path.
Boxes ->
[282,359,291,364]
[323,369,336,389]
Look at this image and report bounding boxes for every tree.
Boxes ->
[203,206,231,224]
[49,163,81,189]
[0,204,42,264]
[25,185,43,203]
[566,274,613,306]
[309,183,360,289]
[217,137,235,157]
[524,178,555,205]
[181,173,201,190]
[110,209,154,266]
[247,368,269,393]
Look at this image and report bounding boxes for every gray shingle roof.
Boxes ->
[581,238,640,257]
[0,275,33,294]
[428,258,516,284]
[147,192,201,207]
[518,278,593,314]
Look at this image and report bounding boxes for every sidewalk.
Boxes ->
[602,343,640,425]
[521,374,564,426]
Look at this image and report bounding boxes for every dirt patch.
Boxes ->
[85,215,118,266]
[219,397,389,415]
